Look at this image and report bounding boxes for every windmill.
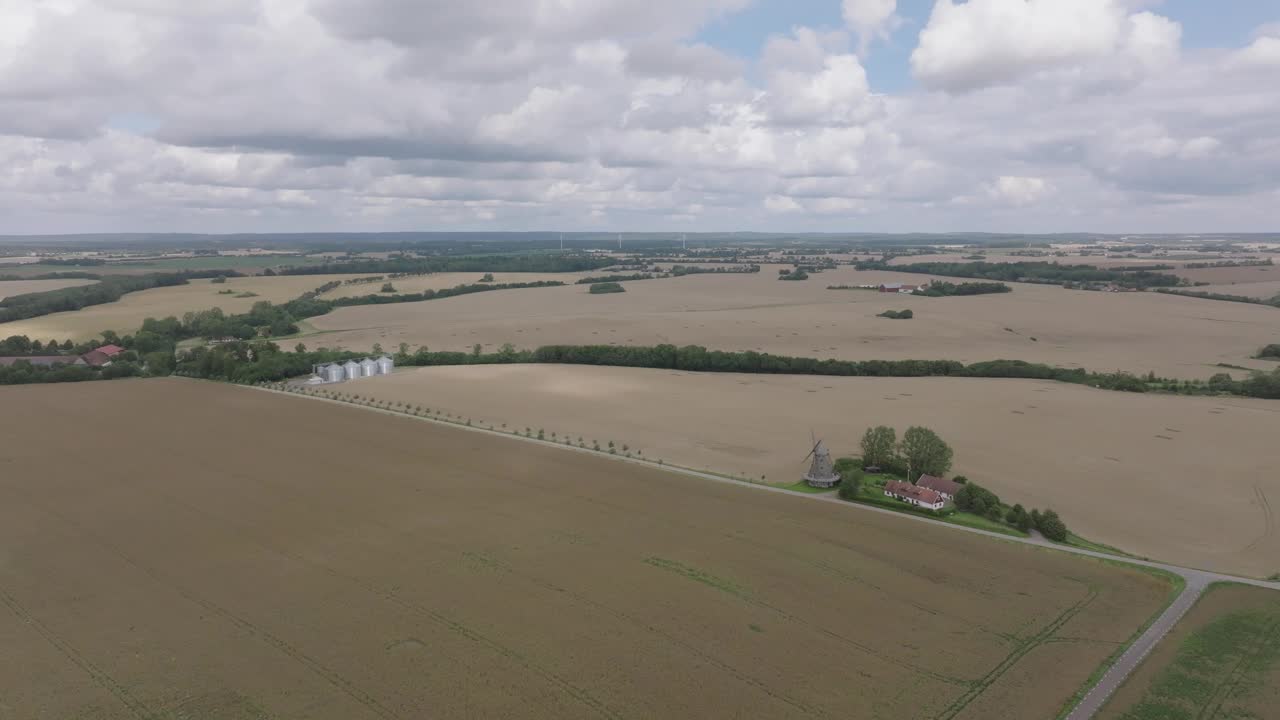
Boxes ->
[802,431,840,489]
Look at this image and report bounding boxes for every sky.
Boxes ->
[1,0,1278,235]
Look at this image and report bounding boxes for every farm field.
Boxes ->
[0,274,371,342]
[318,271,591,299]
[347,365,1280,578]
[1173,263,1280,286]
[1190,279,1280,300]
[1098,583,1280,719]
[303,265,1279,379]
[0,378,1173,720]
[0,277,97,300]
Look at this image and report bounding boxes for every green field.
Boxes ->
[1100,583,1280,719]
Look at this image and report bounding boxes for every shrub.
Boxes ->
[837,469,863,500]
[877,309,914,319]
[588,282,626,294]
[1035,509,1069,542]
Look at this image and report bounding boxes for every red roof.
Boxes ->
[917,474,962,497]
[81,350,113,367]
[95,344,125,356]
[884,480,944,506]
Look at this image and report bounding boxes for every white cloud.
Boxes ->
[842,0,900,55]
[0,1,1275,233]
[911,0,1180,92]
[988,175,1051,205]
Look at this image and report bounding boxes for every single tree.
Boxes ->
[860,426,897,468]
[1036,509,1069,542]
[898,426,953,478]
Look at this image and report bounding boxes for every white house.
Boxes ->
[883,480,945,510]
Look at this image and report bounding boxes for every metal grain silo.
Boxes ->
[360,358,378,377]
[343,360,362,380]
[323,363,344,383]
[377,355,394,375]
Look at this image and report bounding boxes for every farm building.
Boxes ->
[916,474,963,501]
[342,360,362,381]
[377,355,394,374]
[883,480,945,510]
[878,283,920,294]
[360,358,378,377]
[80,344,126,367]
[0,355,87,368]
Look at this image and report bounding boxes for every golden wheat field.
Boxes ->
[0,278,98,301]
[345,364,1280,578]
[0,379,1171,720]
[0,274,373,342]
[302,266,1279,379]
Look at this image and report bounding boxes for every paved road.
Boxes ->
[1063,576,1208,720]
[251,383,1280,719]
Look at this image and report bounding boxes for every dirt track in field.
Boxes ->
[345,365,1280,578]
[0,379,1171,720]
[303,266,1279,379]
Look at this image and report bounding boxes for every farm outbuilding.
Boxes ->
[360,358,378,377]
[343,360,362,380]
[377,355,394,375]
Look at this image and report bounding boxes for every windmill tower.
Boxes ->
[802,434,840,488]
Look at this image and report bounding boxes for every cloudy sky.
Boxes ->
[1,0,1277,234]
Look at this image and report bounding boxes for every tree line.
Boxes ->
[914,281,1011,296]
[0,269,243,323]
[275,254,616,276]
[855,260,1184,289]
[1155,288,1280,308]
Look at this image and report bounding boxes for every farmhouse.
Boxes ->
[883,480,945,510]
[916,474,962,501]
[878,283,922,294]
[81,344,124,367]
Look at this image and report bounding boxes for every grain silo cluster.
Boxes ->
[312,355,394,384]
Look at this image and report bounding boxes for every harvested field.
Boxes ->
[0,379,1172,720]
[1098,583,1280,719]
[1189,279,1280,300]
[1174,263,1280,286]
[304,266,1279,379]
[349,365,1280,577]
[0,277,97,300]
[319,272,589,299]
[0,274,372,342]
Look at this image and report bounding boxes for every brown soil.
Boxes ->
[0,379,1171,720]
